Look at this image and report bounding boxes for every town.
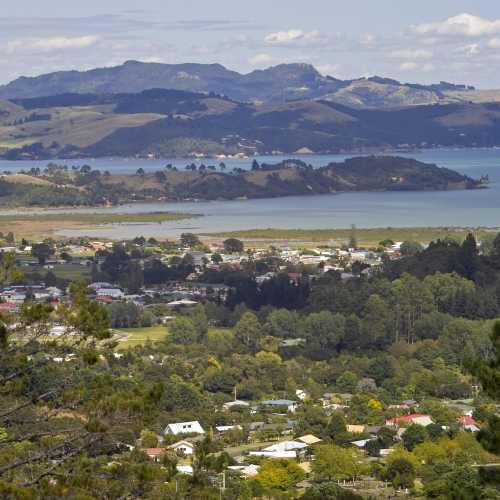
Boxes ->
[1,227,499,498]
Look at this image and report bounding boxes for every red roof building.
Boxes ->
[386,413,433,427]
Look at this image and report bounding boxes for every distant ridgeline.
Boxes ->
[1,84,500,159]
[0,157,483,207]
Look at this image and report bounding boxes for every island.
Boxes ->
[0,156,484,208]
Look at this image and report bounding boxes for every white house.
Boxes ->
[170,440,195,455]
[215,425,242,433]
[176,464,194,475]
[222,400,250,411]
[228,465,260,477]
[96,288,124,299]
[164,421,205,436]
[261,440,308,453]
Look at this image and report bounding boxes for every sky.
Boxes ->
[2,1,500,87]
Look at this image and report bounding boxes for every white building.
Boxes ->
[170,440,195,455]
[164,421,205,436]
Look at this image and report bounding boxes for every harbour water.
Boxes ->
[1,149,499,239]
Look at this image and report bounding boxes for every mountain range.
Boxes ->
[1,62,500,159]
[1,61,499,109]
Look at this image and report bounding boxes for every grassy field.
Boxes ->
[115,325,169,349]
[29,264,90,281]
[0,211,197,239]
[201,226,497,246]
[0,211,196,224]
[115,325,231,349]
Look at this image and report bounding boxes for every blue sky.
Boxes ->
[2,1,500,87]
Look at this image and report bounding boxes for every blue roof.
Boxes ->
[261,399,296,406]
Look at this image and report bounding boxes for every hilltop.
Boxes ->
[1,61,498,109]
[0,156,482,207]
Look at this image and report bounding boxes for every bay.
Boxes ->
[0,149,499,239]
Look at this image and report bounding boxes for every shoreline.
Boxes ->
[2,145,500,163]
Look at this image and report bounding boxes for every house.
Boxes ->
[95,288,124,299]
[249,420,297,436]
[261,399,298,413]
[0,301,20,313]
[386,413,433,428]
[164,421,205,436]
[295,389,307,401]
[187,251,207,267]
[170,440,195,455]
[215,425,242,433]
[166,298,198,308]
[222,400,250,411]
[249,450,298,459]
[459,416,480,433]
[249,440,308,460]
[176,464,194,475]
[228,464,260,478]
[347,425,366,434]
[261,440,308,453]
[296,434,322,445]
[143,448,166,462]
[351,439,374,448]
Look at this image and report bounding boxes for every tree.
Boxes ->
[265,309,298,338]
[0,293,111,488]
[302,482,363,499]
[223,238,244,254]
[211,253,223,264]
[188,304,208,340]
[467,321,500,454]
[348,224,357,249]
[254,458,305,492]
[400,241,423,256]
[140,430,159,448]
[459,233,479,279]
[383,457,416,490]
[121,260,144,294]
[336,371,358,393]
[325,413,350,444]
[302,311,345,353]
[361,294,393,348]
[169,317,198,344]
[313,445,361,482]
[402,424,428,451]
[31,242,54,265]
[234,312,261,351]
[180,233,200,248]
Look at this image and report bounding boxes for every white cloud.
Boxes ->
[400,61,434,72]
[264,29,321,45]
[414,14,500,37]
[316,64,339,76]
[462,43,481,56]
[6,35,99,53]
[248,53,274,66]
[390,48,433,60]
[488,38,500,49]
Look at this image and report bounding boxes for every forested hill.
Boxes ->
[3,87,500,160]
[0,157,482,207]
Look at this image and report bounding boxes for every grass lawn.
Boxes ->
[115,325,232,350]
[115,325,169,349]
[22,262,91,281]
[201,226,496,246]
